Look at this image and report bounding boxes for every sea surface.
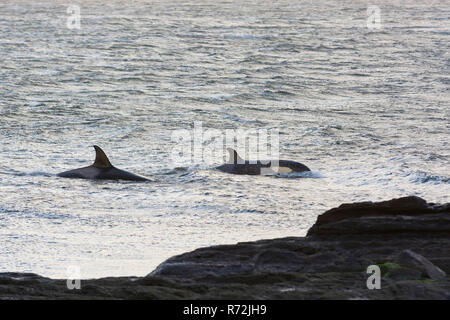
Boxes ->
[0,0,449,278]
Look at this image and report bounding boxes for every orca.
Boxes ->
[57,145,150,181]
[216,148,310,175]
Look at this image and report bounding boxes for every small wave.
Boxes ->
[162,167,189,175]
[221,114,265,124]
[271,170,323,179]
[232,208,270,214]
[161,163,213,176]
[221,34,265,40]
[260,90,295,97]
[15,170,54,177]
[209,93,238,102]
[0,206,71,220]
[406,171,450,185]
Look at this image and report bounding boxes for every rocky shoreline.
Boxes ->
[1,196,449,299]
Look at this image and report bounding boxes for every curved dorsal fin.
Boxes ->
[92,145,113,168]
[227,148,244,164]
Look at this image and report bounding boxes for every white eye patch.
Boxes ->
[262,166,293,174]
[276,166,293,174]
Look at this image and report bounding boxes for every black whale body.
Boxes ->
[216,148,310,175]
[57,145,150,182]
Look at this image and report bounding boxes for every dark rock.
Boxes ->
[307,214,450,236]
[396,250,447,280]
[378,262,423,280]
[307,196,450,236]
[0,196,449,299]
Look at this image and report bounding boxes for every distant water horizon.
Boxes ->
[0,0,449,278]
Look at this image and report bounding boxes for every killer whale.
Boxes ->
[57,145,150,181]
[216,148,310,175]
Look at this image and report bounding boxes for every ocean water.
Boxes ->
[0,0,449,278]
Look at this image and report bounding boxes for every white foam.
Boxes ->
[221,34,261,40]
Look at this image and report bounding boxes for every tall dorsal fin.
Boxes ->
[227,148,244,164]
[92,145,113,168]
